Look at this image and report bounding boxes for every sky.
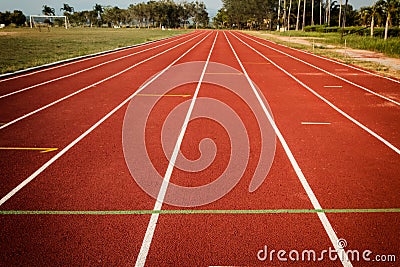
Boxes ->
[0,0,376,18]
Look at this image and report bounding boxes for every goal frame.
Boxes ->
[30,15,69,29]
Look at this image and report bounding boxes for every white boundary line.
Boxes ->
[237,32,400,107]
[135,32,219,267]
[231,32,400,156]
[243,31,400,84]
[302,122,332,125]
[224,31,353,267]
[0,32,207,131]
[0,31,196,82]
[0,33,194,99]
[0,32,212,207]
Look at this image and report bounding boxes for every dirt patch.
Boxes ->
[257,33,400,78]
[259,33,336,48]
[335,49,400,71]
[0,32,18,36]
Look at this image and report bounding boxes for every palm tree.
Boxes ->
[287,0,293,29]
[360,5,381,37]
[311,0,314,25]
[42,5,56,16]
[338,0,342,27]
[377,0,400,40]
[93,3,103,25]
[302,0,307,30]
[283,0,287,30]
[320,0,322,24]
[296,0,301,30]
[277,0,281,30]
[60,3,74,14]
[326,0,331,25]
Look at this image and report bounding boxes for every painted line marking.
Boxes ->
[233,32,400,156]
[324,85,343,88]
[205,72,242,75]
[227,31,353,267]
[243,62,271,64]
[296,73,325,76]
[137,94,191,98]
[0,32,211,208]
[0,147,58,153]
[1,208,399,215]
[302,122,332,125]
[0,32,207,131]
[136,32,219,267]
[238,32,400,106]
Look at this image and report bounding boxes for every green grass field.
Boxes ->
[0,27,191,74]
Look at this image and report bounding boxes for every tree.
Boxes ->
[377,0,400,40]
[93,4,104,26]
[213,8,229,28]
[296,0,301,30]
[359,4,383,37]
[287,0,293,29]
[10,10,26,26]
[302,0,307,30]
[0,10,26,26]
[42,5,56,16]
[220,0,277,30]
[60,3,74,14]
[311,0,314,25]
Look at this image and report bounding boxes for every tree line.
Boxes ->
[214,0,400,36]
[0,10,26,26]
[0,1,209,29]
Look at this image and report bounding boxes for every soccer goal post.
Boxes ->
[30,15,69,29]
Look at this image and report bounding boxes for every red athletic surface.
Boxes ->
[0,30,399,266]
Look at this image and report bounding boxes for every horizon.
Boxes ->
[0,0,376,18]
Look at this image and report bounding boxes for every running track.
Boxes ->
[0,30,399,266]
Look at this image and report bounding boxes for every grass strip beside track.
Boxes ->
[1,209,399,215]
[0,28,191,74]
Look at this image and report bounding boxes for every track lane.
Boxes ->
[0,32,206,126]
[0,31,215,267]
[240,32,400,90]
[231,32,400,151]
[141,31,348,266]
[227,32,399,266]
[1,29,398,267]
[0,32,212,202]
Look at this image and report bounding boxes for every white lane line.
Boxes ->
[0,32,206,131]
[302,122,332,125]
[224,31,353,267]
[238,32,400,106]
[231,32,400,156]
[324,85,343,88]
[0,32,196,83]
[246,32,400,84]
[0,33,194,99]
[135,32,219,267]
[0,32,212,207]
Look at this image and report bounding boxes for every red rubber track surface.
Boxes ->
[0,30,398,266]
